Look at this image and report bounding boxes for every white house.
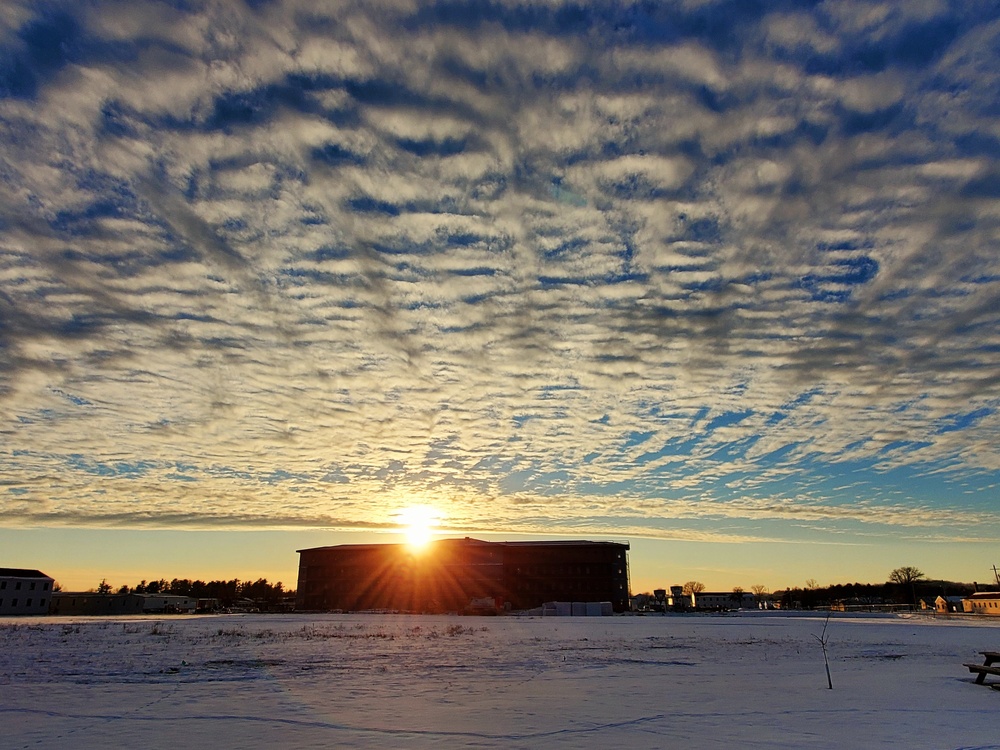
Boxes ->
[0,568,55,616]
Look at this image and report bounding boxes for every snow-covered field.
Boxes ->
[2,611,999,749]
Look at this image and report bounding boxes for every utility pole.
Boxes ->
[993,565,999,588]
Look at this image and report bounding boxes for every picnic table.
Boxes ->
[963,651,1000,689]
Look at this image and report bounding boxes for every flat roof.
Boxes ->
[968,591,1000,599]
[298,537,629,553]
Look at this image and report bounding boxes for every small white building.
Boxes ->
[0,568,55,616]
[963,591,1000,616]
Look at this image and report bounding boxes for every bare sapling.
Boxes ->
[813,612,833,689]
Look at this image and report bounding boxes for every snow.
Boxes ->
[2,611,999,749]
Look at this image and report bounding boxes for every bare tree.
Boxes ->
[889,566,925,606]
[805,578,818,590]
[682,581,705,595]
[730,586,745,607]
[751,585,768,607]
[813,613,833,689]
[888,566,924,585]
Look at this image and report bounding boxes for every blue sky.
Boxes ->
[2,1,999,592]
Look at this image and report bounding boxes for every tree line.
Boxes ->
[94,577,293,607]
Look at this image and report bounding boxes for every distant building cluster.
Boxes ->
[632,586,1000,615]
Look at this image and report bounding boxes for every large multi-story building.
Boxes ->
[296,537,630,613]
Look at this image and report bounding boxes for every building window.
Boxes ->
[1,581,6,589]
[11,598,17,606]
[40,598,46,608]
[30,582,36,590]
[15,582,22,590]
[26,598,32,606]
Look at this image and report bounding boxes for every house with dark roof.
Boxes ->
[0,568,55,616]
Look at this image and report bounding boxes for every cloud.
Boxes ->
[1,0,999,545]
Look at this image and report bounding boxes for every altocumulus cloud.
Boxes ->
[1,0,999,544]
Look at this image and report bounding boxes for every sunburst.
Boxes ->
[396,505,442,551]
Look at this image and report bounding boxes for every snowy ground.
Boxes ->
[2,611,999,749]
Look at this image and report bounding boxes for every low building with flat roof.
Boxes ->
[50,593,197,616]
[693,591,757,611]
[964,591,1000,615]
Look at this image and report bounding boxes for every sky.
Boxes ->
[2,0,1000,595]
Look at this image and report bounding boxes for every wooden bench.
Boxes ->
[964,663,1000,684]
[964,651,1000,686]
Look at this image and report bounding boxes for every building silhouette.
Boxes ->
[296,537,630,613]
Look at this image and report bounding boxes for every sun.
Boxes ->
[396,505,442,551]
